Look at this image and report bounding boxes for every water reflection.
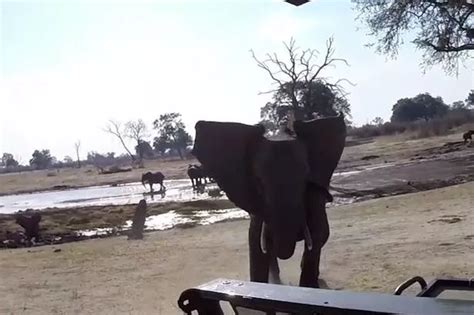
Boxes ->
[78,208,249,237]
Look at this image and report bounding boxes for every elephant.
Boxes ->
[192,114,346,288]
[141,171,166,193]
[187,164,209,189]
[463,130,473,144]
[15,213,42,243]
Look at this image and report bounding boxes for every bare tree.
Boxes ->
[104,120,135,161]
[125,119,149,161]
[74,140,81,168]
[251,36,353,131]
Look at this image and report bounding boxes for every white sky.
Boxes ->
[1,0,473,162]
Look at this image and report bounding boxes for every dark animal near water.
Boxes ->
[192,114,346,288]
[141,171,166,193]
[463,130,473,143]
[187,164,210,189]
[128,199,147,240]
[15,213,42,242]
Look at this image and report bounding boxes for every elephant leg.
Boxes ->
[248,215,270,283]
[299,244,322,288]
[299,191,330,288]
[149,183,153,193]
[268,253,281,285]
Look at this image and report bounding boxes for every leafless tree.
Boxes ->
[104,120,135,161]
[125,119,149,161]
[74,140,81,168]
[251,36,353,131]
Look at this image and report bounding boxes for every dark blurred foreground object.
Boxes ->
[285,0,309,6]
[128,199,147,240]
[178,277,474,314]
[15,213,41,243]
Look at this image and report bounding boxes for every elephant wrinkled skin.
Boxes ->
[191,114,346,288]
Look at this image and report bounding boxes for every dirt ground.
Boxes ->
[1,182,472,314]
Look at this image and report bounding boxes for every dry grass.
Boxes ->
[0,182,472,314]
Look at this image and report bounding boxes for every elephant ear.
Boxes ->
[192,121,265,214]
[293,114,346,188]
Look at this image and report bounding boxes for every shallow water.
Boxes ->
[0,169,359,214]
[78,208,249,236]
[0,179,214,214]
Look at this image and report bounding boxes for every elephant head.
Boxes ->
[141,172,151,187]
[192,114,346,261]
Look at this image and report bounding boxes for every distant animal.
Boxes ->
[463,130,473,143]
[207,187,223,198]
[141,171,166,193]
[187,164,209,189]
[15,213,42,242]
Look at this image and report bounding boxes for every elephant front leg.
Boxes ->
[248,216,270,283]
[299,192,330,288]
[299,245,322,288]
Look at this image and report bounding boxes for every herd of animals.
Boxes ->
[140,163,215,194]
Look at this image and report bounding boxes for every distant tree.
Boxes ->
[251,37,352,132]
[29,149,53,169]
[87,151,117,168]
[153,135,171,156]
[391,93,449,123]
[74,140,81,168]
[125,119,149,160]
[260,80,352,132]
[135,140,154,159]
[353,0,474,75]
[63,156,74,164]
[1,153,19,168]
[451,100,467,110]
[466,90,474,108]
[104,120,135,161]
[372,117,384,126]
[153,113,192,159]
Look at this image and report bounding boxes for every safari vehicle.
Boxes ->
[178,277,474,314]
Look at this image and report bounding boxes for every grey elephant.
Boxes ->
[141,171,166,193]
[192,114,346,288]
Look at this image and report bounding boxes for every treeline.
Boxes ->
[0,112,193,174]
[349,90,474,139]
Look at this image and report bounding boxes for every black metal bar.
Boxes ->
[394,276,428,295]
[418,278,474,297]
[177,278,474,315]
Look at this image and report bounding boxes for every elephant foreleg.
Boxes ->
[248,215,270,283]
[300,191,330,288]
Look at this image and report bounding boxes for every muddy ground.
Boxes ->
[0,182,472,314]
[0,199,235,247]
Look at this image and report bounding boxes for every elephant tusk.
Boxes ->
[304,225,313,251]
[260,221,268,254]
